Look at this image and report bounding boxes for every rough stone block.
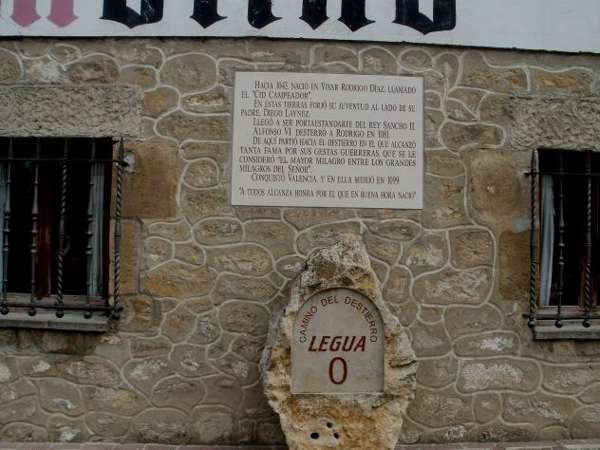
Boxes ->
[123,138,180,219]
[143,261,217,298]
[132,409,190,444]
[219,301,269,337]
[445,304,502,339]
[193,218,243,245]
[0,85,141,138]
[416,355,458,389]
[37,378,85,417]
[244,221,295,259]
[425,150,465,178]
[360,47,399,74]
[408,387,473,428]
[160,54,216,94]
[458,358,540,393]
[122,220,141,294]
[510,95,600,149]
[402,233,448,275]
[213,274,278,304]
[124,357,175,394]
[460,52,527,93]
[465,150,525,226]
[261,237,416,450]
[450,228,494,269]
[410,321,452,357]
[181,185,234,223]
[454,332,520,357]
[119,295,160,333]
[422,175,470,229]
[67,55,119,83]
[120,65,158,90]
[206,244,273,276]
[499,230,530,301]
[503,393,579,428]
[183,159,219,188]
[413,267,492,306]
[142,86,179,117]
[441,122,504,152]
[530,68,594,96]
[157,111,230,142]
[0,48,22,82]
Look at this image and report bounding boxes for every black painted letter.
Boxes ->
[395,0,456,34]
[248,0,280,29]
[339,0,373,31]
[102,0,164,28]
[301,0,328,30]
[301,0,373,31]
[191,0,226,28]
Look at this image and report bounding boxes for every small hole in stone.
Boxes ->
[311,433,319,440]
[326,422,333,428]
[334,432,340,439]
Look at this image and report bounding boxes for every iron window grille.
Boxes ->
[528,149,600,336]
[0,137,125,324]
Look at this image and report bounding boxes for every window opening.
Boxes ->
[529,149,598,331]
[0,137,125,322]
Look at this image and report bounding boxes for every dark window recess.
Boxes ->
[0,137,125,321]
[528,149,600,333]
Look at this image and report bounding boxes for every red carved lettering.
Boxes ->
[306,335,367,352]
[355,336,366,352]
[308,336,318,351]
[330,336,342,351]
[319,335,331,351]
[341,336,356,351]
[328,357,348,384]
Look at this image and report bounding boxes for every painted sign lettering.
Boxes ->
[10,0,76,27]
[102,0,163,29]
[1,0,598,54]
[6,0,455,32]
[395,0,455,34]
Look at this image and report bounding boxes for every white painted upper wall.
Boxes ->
[0,0,599,54]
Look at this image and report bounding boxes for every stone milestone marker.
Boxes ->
[261,237,416,450]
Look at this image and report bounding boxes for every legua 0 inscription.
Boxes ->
[232,71,423,209]
[292,288,384,394]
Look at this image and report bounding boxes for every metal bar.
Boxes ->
[556,152,566,328]
[0,139,13,316]
[1,302,111,313]
[528,150,538,328]
[526,312,600,320]
[527,171,600,177]
[584,151,593,328]
[28,139,41,317]
[112,139,125,320]
[55,139,68,319]
[83,140,96,319]
[0,157,122,163]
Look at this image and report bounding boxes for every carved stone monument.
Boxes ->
[261,236,416,450]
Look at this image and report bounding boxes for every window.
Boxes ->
[529,149,600,339]
[0,137,125,331]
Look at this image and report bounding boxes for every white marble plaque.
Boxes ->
[232,72,423,209]
[291,288,384,394]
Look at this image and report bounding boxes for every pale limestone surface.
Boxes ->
[261,238,416,450]
[0,38,598,445]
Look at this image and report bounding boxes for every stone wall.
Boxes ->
[0,37,599,445]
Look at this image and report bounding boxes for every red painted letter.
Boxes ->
[12,0,76,27]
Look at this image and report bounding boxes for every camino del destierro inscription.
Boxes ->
[292,288,384,393]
